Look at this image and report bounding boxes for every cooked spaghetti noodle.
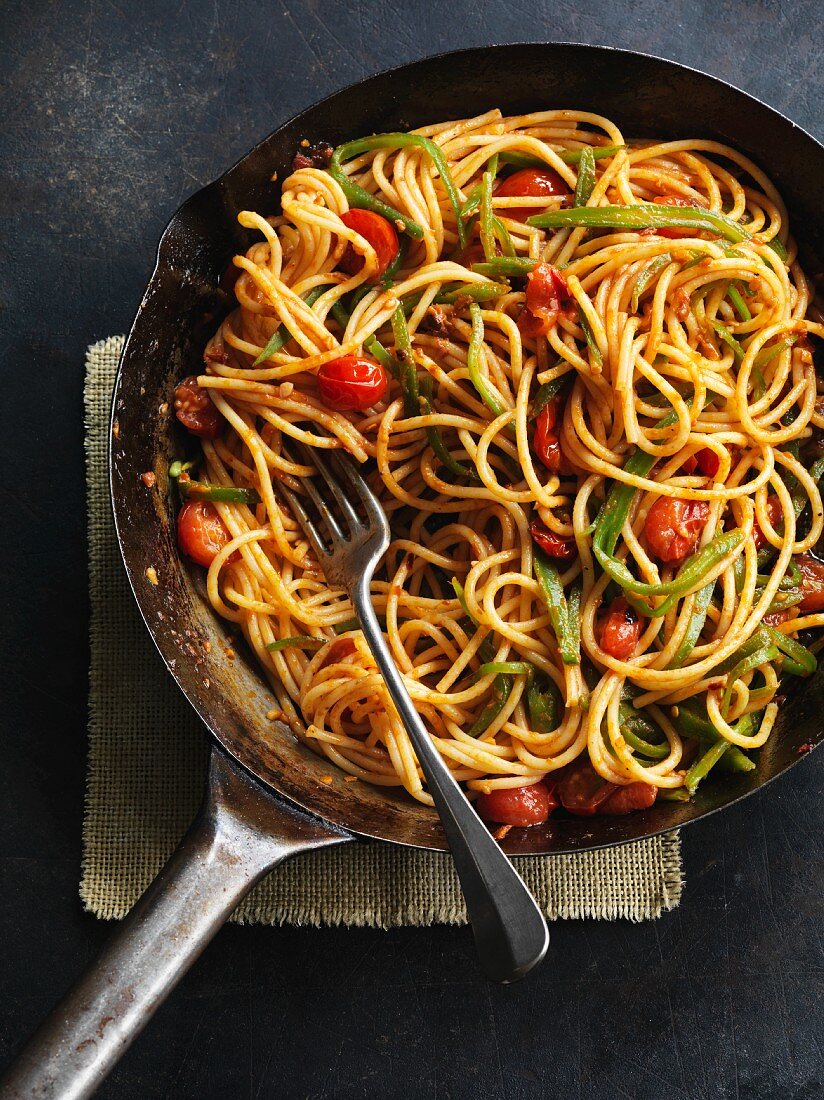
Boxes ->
[172,108,824,823]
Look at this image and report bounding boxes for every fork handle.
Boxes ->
[351,579,549,983]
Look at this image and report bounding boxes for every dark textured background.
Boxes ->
[1,2,822,1097]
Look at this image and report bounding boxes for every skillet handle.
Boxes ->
[0,746,350,1100]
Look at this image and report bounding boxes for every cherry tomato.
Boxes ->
[316,355,389,411]
[530,519,576,560]
[753,494,783,550]
[174,376,223,438]
[599,782,658,815]
[518,263,570,338]
[320,638,357,668]
[533,396,564,472]
[644,498,710,563]
[177,501,232,568]
[495,168,570,221]
[475,779,558,826]
[598,598,642,660]
[653,195,697,239]
[339,210,399,278]
[797,554,824,613]
[558,761,616,816]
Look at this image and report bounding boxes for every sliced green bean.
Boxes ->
[527,204,750,244]
[573,146,596,207]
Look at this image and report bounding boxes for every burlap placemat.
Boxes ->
[82,336,682,925]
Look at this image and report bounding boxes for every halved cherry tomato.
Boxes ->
[598,598,643,660]
[653,195,697,239]
[558,761,616,816]
[753,494,783,551]
[476,779,558,826]
[599,782,658,815]
[495,168,570,222]
[339,210,399,278]
[529,519,576,560]
[533,396,563,472]
[797,554,824,612]
[177,501,233,567]
[683,447,738,479]
[518,263,570,338]
[644,498,710,563]
[174,376,223,438]
[316,355,389,411]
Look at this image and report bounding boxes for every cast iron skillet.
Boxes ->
[4,43,823,1099]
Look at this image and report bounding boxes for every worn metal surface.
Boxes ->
[1,2,822,1097]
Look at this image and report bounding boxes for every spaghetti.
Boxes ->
[172,108,824,826]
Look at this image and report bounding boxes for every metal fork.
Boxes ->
[280,445,549,983]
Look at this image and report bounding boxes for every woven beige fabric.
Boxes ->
[82,336,683,925]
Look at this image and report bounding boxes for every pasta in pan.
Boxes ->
[171,108,824,827]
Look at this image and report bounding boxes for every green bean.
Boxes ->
[527,204,750,244]
[672,701,756,774]
[727,282,751,321]
[684,739,732,793]
[721,644,780,714]
[478,163,499,262]
[391,304,419,416]
[266,636,325,652]
[335,132,465,246]
[534,552,580,665]
[529,376,568,418]
[595,525,743,605]
[753,335,797,370]
[435,282,510,304]
[709,320,744,363]
[471,257,537,278]
[492,216,516,257]
[253,284,331,364]
[573,146,596,207]
[672,580,715,666]
[467,672,513,737]
[499,145,625,169]
[467,301,507,418]
[379,235,408,288]
[618,704,669,759]
[527,668,562,733]
[478,661,531,677]
[631,253,671,313]
[578,312,603,367]
[767,238,789,262]
[763,624,817,676]
[178,479,260,505]
[419,374,480,483]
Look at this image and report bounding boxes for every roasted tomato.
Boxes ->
[177,501,233,568]
[339,209,399,278]
[599,782,658,815]
[530,519,576,560]
[319,638,357,668]
[495,167,570,221]
[558,761,616,815]
[644,498,710,563]
[753,494,783,551]
[652,195,697,239]
[518,263,570,338]
[598,598,642,660]
[475,779,558,826]
[797,554,824,613]
[316,355,389,411]
[533,396,564,472]
[174,376,223,438]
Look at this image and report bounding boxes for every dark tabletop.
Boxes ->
[1,2,822,1097]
